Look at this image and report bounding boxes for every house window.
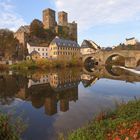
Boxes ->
[42,48,44,51]
[38,48,40,51]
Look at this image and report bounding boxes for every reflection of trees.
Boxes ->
[0,75,28,105]
[0,76,19,105]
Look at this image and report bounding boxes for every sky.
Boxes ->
[0,0,140,47]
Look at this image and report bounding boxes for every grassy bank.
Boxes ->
[0,112,26,140]
[10,58,83,70]
[62,99,140,140]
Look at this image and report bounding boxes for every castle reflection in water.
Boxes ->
[0,66,140,116]
[0,69,81,116]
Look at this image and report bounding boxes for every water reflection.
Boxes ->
[1,66,140,140]
[0,69,81,116]
[0,66,140,114]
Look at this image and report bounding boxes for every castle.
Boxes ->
[42,8,77,42]
[14,8,78,60]
[15,8,77,45]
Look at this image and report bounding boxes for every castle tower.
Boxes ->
[43,8,56,29]
[68,21,78,42]
[58,11,68,26]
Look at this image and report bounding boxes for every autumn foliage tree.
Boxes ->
[30,19,45,38]
[0,29,19,59]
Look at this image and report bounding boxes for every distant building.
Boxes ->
[49,36,80,60]
[105,47,112,51]
[27,43,49,60]
[125,37,137,46]
[80,40,100,55]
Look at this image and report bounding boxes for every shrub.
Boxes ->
[0,112,26,140]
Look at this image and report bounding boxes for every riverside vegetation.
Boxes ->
[9,58,83,70]
[60,99,140,140]
[0,112,27,140]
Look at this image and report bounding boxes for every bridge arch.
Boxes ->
[105,54,125,66]
[83,56,97,67]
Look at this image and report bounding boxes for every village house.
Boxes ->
[80,40,100,55]
[48,36,80,60]
[125,37,137,46]
[27,43,49,60]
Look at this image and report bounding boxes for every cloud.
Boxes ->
[0,0,26,31]
[55,0,140,33]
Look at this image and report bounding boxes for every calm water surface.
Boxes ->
[0,66,140,140]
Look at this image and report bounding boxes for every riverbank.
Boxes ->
[0,59,83,71]
[61,99,140,140]
[9,59,83,70]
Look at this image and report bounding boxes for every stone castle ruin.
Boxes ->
[43,8,77,42]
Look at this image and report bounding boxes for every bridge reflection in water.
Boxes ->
[0,65,140,116]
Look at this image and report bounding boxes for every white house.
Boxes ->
[125,37,137,46]
[80,40,100,55]
[27,43,49,59]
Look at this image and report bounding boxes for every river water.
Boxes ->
[0,66,140,140]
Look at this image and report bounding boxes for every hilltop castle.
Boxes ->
[14,8,78,60]
[42,8,77,42]
[15,8,78,47]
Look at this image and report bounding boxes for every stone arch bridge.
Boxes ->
[82,50,140,68]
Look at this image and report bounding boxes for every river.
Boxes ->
[0,66,140,140]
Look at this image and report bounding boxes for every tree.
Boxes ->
[0,29,19,60]
[30,19,45,38]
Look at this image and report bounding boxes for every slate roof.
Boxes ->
[51,36,80,48]
[126,37,135,41]
[81,40,100,50]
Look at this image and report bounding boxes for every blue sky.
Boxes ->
[0,0,140,47]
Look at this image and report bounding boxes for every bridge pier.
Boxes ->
[125,57,137,68]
